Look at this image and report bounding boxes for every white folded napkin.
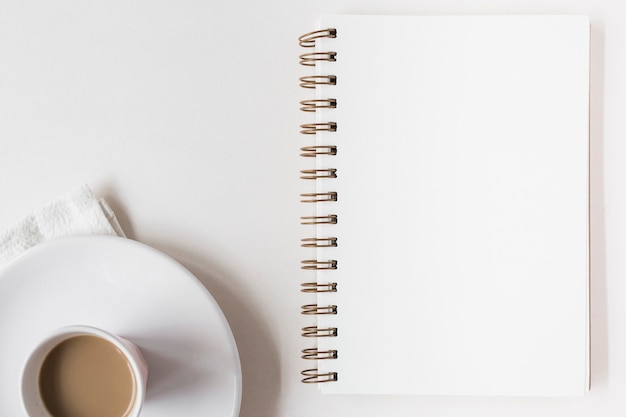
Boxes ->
[0,185,125,267]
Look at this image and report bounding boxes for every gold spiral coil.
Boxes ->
[300,192,337,203]
[301,326,338,337]
[300,122,337,135]
[301,304,338,315]
[299,75,337,89]
[300,146,337,157]
[301,282,338,293]
[301,348,338,360]
[299,28,337,47]
[299,27,339,385]
[301,237,338,248]
[300,169,337,180]
[300,215,338,225]
[299,51,337,66]
[301,369,338,384]
[301,260,337,270]
[300,99,337,112]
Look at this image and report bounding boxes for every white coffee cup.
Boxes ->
[21,325,148,417]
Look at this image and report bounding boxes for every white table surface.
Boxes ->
[0,0,619,416]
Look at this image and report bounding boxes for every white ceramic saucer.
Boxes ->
[0,235,241,417]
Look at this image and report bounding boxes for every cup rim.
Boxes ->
[20,325,146,417]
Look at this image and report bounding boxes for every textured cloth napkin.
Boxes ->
[0,185,125,267]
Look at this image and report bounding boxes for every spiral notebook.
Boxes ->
[298,15,590,396]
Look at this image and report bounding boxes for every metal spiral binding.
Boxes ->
[300,192,337,203]
[300,282,338,293]
[299,51,337,66]
[300,146,337,157]
[299,75,337,89]
[300,214,337,225]
[301,304,338,315]
[300,169,337,179]
[301,348,338,360]
[301,326,338,337]
[301,369,338,384]
[301,237,338,248]
[301,259,337,270]
[300,122,337,135]
[300,99,337,112]
[299,27,338,384]
[299,28,337,47]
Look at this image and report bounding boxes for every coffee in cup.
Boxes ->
[21,326,148,417]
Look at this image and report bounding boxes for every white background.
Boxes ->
[0,0,616,416]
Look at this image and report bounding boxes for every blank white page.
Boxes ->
[307,15,589,396]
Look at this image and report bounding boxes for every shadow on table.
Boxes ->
[589,22,608,389]
[100,190,281,417]
[153,242,280,417]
